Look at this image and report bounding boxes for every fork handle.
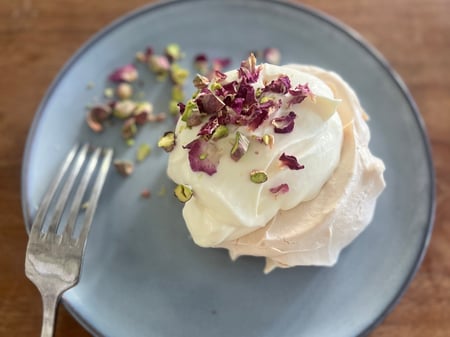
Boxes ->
[40,293,60,337]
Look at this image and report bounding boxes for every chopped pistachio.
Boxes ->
[136,143,152,161]
[104,87,114,98]
[113,100,136,119]
[170,63,189,85]
[181,100,200,125]
[260,96,272,104]
[193,74,210,89]
[262,134,275,148]
[212,125,229,140]
[199,153,207,160]
[250,170,268,184]
[114,160,134,176]
[174,184,193,203]
[81,201,89,210]
[121,118,137,139]
[210,82,222,91]
[165,43,182,62]
[126,138,135,147]
[157,131,176,152]
[255,87,263,98]
[230,131,250,161]
[172,85,185,102]
[116,83,133,99]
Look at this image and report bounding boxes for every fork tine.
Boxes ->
[63,147,102,238]
[46,144,90,234]
[76,147,113,247]
[30,144,80,235]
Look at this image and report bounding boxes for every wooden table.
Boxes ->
[1,0,449,336]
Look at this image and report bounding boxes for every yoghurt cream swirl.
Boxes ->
[166,56,385,273]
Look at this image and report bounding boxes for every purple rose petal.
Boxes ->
[272,111,296,133]
[279,153,304,170]
[184,139,220,176]
[269,183,289,195]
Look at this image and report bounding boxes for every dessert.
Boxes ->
[165,55,385,273]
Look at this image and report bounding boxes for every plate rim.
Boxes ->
[21,0,436,336]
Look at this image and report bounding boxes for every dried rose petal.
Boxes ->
[230,97,245,114]
[263,48,281,65]
[177,102,186,115]
[230,131,250,161]
[272,111,296,133]
[109,64,139,83]
[247,106,269,131]
[158,131,176,152]
[288,83,312,106]
[198,117,219,137]
[269,183,289,195]
[279,153,304,170]
[196,93,225,114]
[114,160,134,176]
[212,57,231,71]
[213,70,227,82]
[238,53,260,83]
[263,75,291,94]
[194,54,209,75]
[184,139,220,176]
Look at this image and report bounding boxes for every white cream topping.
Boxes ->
[167,63,385,273]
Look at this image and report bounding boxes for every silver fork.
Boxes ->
[25,144,113,337]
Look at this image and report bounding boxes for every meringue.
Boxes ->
[167,59,385,273]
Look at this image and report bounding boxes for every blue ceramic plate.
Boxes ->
[22,1,435,336]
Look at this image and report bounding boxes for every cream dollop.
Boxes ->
[167,63,385,273]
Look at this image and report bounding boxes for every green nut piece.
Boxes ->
[136,143,152,162]
[262,134,275,148]
[212,125,229,140]
[172,85,185,102]
[114,100,137,119]
[165,43,182,61]
[174,184,193,203]
[157,131,176,152]
[249,170,268,184]
[170,63,189,85]
[230,131,250,161]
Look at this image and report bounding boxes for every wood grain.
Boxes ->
[0,0,448,336]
